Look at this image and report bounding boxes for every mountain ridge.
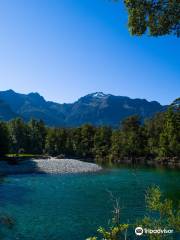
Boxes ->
[0,90,167,127]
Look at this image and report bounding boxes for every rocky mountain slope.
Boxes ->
[0,90,167,127]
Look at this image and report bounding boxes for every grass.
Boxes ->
[6,153,41,158]
[0,153,47,163]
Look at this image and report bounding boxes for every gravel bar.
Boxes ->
[0,158,102,175]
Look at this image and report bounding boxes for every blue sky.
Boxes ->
[0,0,179,105]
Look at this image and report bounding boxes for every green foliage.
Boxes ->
[93,126,112,163]
[87,186,179,240]
[45,128,67,156]
[139,186,180,239]
[110,130,122,161]
[159,108,180,157]
[8,118,30,154]
[80,124,95,158]
[28,119,47,154]
[0,106,179,164]
[6,153,39,157]
[120,115,147,158]
[7,118,47,155]
[123,0,180,37]
[87,191,129,240]
[0,122,9,156]
[145,112,165,156]
[87,224,129,240]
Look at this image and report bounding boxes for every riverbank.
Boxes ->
[115,157,180,169]
[0,158,102,175]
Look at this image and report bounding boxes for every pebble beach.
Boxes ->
[0,158,102,175]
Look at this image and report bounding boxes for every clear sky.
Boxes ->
[0,0,179,105]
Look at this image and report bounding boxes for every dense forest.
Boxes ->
[0,105,179,165]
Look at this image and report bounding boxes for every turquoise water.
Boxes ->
[0,166,179,240]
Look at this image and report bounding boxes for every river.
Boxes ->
[0,165,179,239]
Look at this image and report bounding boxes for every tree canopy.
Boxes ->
[0,106,179,166]
[123,0,180,37]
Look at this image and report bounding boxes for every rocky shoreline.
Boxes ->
[0,158,102,175]
[0,157,179,176]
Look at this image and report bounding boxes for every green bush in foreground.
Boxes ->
[87,187,180,240]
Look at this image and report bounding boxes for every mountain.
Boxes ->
[0,98,18,121]
[171,98,180,111]
[0,90,65,126]
[0,90,167,127]
[64,92,166,127]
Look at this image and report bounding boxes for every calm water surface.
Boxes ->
[0,166,179,240]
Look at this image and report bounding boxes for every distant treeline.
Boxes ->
[0,108,179,163]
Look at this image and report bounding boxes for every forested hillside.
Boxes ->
[0,90,166,127]
[0,101,179,166]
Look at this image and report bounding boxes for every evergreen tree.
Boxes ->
[110,130,123,161]
[8,118,30,153]
[71,127,82,157]
[45,128,67,156]
[93,126,112,162]
[0,122,9,156]
[80,124,95,158]
[159,108,180,157]
[28,119,47,154]
[145,112,165,157]
[0,105,179,164]
[65,128,74,157]
[119,115,146,160]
